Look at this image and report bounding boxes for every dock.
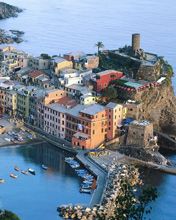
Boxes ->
[76,151,108,207]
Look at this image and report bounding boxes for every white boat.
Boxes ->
[14,166,20,171]
[70,164,80,169]
[81,184,92,189]
[41,164,48,170]
[83,180,93,184]
[28,168,36,175]
[0,178,5,183]
[65,157,74,162]
[80,188,91,194]
[21,170,28,175]
[10,173,18,179]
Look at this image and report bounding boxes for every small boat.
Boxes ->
[70,163,80,169]
[21,170,28,175]
[75,169,87,173]
[0,178,5,183]
[41,164,48,170]
[10,173,18,179]
[83,180,93,184]
[65,157,74,162]
[80,188,91,194]
[28,168,36,175]
[14,166,20,171]
[81,184,92,189]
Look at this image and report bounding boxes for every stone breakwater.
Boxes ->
[57,164,140,219]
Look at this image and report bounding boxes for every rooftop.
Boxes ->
[80,104,105,116]
[28,70,45,78]
[96,70,120,77]
[66,84,92,95]
[131,120,151,126]
[106,102,121,109]
[52,57,67,63]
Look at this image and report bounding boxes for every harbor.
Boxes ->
[0,143,91,220]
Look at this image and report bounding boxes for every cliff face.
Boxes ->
[135,83,176,135]
[0,2,22,19]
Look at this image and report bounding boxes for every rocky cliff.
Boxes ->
[0,2,22,19]
[99,52,176,136]
[135,82,176,135]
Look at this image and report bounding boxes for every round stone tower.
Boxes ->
[132,33,140,52]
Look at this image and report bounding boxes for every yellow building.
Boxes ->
[52,57,73,75]
[5,90,17,116]
[80,94,98,105]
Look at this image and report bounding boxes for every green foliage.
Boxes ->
[102,86,117,100]
[95,42,104,54]
[0,210,20,220]
[40,53,51,60]
[110,179,157,220]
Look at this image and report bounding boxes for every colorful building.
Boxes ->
[92,70,123,92]
[106,102,126,140]
[52,57,73,75]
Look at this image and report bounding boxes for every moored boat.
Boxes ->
[21,170,28,175]
[14,166,20,171]
[41,164,48,170]
[10,173,18,178]
[28,168,36,175]
[80,188,92,194]
[0,178,5,183]
[81,184,92,189]
[65,157,74,162]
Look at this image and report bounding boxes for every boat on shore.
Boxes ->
[41,164,48,170]
[28,168,36,175]
[0,178,5,183]
[10,173,18,179]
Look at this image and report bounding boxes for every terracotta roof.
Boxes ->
[57,96,77,108]
[28,70,44,79]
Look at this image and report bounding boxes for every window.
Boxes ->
[93,130,95,135]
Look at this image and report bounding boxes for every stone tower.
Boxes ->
[132,33,140,53]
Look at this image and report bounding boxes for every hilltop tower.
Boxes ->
[132,33,140,53]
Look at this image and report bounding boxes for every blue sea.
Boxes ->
[0,1,175,91]
[1,1,176,219]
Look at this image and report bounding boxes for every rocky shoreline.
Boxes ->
[0,29,24,44]
[0,2,24,44]
[0,2,22,19]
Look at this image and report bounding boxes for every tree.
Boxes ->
[110,179,157,220]
[40,53,51,59]
[0,210,20,220]
[95,41,104,54]
[102,86,117,101]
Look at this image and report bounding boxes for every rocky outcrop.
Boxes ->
[0,2,22,19]
[0,3,24,44]
[118,146,168,165]
[134,82,176,134]
[0,29,24,44]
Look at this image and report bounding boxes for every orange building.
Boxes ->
[42,89,66,105]
[71,104,107,149]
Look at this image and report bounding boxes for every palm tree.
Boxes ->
[95,41,104,54]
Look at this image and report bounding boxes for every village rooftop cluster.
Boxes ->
[0,34,167,149]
